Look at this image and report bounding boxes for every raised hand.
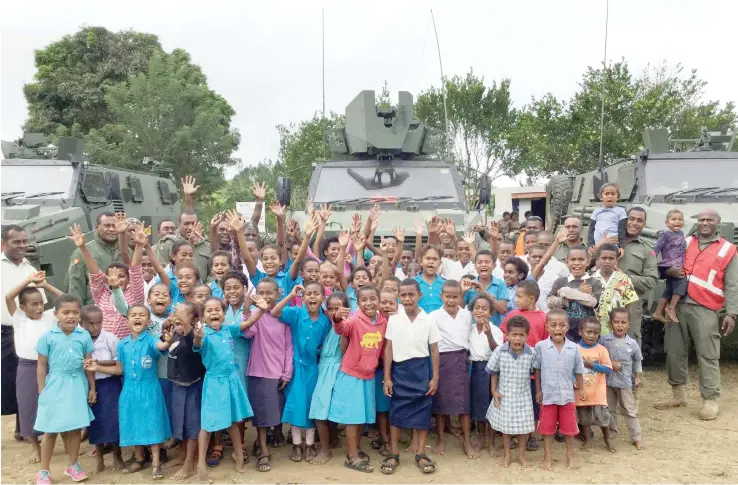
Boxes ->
[210,212,224,230]
[270,202,286,219]
[250,293,269,311]
[251,181,266,202]
[162,326,174,343]
[379,238,389,254]
[351,214,362,234]
[181,176,200,196]
[304,213,320,236]
[318,204,333,223]
[114,212,128,234]
[444,218,456,235]
[463,232,476,246]
[194,322,205,339]
[486,220,500,240]
[333,307,350,323]
[68,224,86,248]
[368,204,381,222]
[307,200,315,216]
[338,230,351,248]
[428,216,441,235]
[28,271,46,285]
[352,232,367,250]
[556,228,569,244]
[106,270,122,289]
[189,221,204,244]
[413,220,424,236]
[392,227,405,245]
[481,322,492,335]
[133,226,149,246]
[225,209,245,232]
[461,278,474,293]
[292,284,305,297]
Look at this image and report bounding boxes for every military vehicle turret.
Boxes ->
[2,134,179,292]
[546,126,738,359]
[278,90,489,246]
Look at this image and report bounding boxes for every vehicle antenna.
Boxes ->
[431,9,450,159]
[597,0,610,172]
[322,8,328,159]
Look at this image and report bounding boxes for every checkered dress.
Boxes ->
[485,344,536,435]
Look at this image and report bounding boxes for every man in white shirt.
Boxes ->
[441,237,478,281]
[1,225,47,430]
[531,231,570,312]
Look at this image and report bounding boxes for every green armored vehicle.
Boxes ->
[278,90,489,244]
[546,126,738,359]
[2,134,180,292]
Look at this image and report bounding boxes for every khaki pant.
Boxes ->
[627,303,643,347]
[606,386,641,441]
[664,302,721,400]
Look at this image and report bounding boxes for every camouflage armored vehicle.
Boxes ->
[546,126,738,359]
[2,134,180,292]
[278,90,489,245]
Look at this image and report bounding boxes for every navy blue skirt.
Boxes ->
[470,361,491,422]
[89,376,122,445]
[389,357,432,430]
[248,377,282,428]
[170,380,202,441]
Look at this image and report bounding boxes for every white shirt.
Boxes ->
[1,254,47,326]
[536,258,570,312]
[441,259,478,281]
[468,324,504,362]
[91,329,120,380]
[11,309,55,360]
[386,310,441,363]
[492,262,505,280]
[430,307,473,353]
[394,266,407,279]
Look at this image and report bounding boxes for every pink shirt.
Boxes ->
[333,310,388,380]
[244,312,294,381]
[90,265,144,339]
[306,241,355,277]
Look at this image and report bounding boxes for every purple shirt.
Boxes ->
[652,230,686,268]
[244,312,294,381]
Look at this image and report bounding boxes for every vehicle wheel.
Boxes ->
[547,176,574,231]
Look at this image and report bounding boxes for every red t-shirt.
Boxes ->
[500,308,547,347]
[333,310,388,380]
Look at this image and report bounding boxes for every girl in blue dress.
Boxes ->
[414,246,446,313]
[308,292,349,465]
[86,303,174,480]
[194,296,267,483]
[35,295,95,485]
[272,282,331,463]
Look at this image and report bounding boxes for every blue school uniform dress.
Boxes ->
[252,268,296,302]
[414,275,446,313]
[153,267,184,305]
[225,302,251,393]
[347,287,359,313]
[463,276,508,326]
[279,307,331,429]
[194,324,253,432]
[117,332,172,446]
[308,327,343,421]
[209,280,224,300]
[34,325,95,433]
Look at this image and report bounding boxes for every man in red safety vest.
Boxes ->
[654,209,737,420]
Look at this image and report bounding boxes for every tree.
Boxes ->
[415,71,517,189]
[84,50,240,197]
[23,27,164,135]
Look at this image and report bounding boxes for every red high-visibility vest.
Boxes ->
[684,236,737,310]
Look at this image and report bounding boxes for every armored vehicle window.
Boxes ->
[81,170,110,203]
[644,158,738,195]
[1,164,74,198]
[126,175,144,202]
[312,166,460,203]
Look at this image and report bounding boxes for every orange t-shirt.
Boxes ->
[514,230,526,256]
[576,343,612,407]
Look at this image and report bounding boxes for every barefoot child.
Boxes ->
[5,271,61,466]
[194,296,267,482]
[243,279,294,472]
[576,316,614,452]
[327,286,388,473]
[87,304,174,479]
[309,292,350,465]
[600,308,643,450]
[651,209,687,323]
[381,279,441,475]
[430,280,476,459]
[273,282,331,463]
[81,305,124,473]
[533,309,586,471]
[35,294,95,484]
[468,295,503,457]
[487,315,537,468]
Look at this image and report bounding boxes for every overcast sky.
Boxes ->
[2,0,736,186]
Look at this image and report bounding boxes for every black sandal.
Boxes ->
[371,437,383,450]
[256,454,271,472]
[152,465,164,480]
[526,436,540,451]
[380,453,400,475]
[415,454,436,474]
[344,455,374,473]
[122,459,147,474]
[291,444,304,462]
[357,448,370,463]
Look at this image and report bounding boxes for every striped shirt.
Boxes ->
[90,264,145,339]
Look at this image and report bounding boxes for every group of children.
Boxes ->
[8,189,658,483]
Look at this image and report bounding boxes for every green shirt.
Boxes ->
[618,235,659,296]
[155,234,212,283]
[66,233,126,305]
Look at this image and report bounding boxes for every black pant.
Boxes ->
[1,325,19,416]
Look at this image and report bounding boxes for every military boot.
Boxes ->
[698,400,719,421]
[653,385,687,410]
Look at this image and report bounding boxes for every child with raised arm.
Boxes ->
[533,309,586,471]
[34,295,95,485]
[86,304,174,480]
[5,271,61,466]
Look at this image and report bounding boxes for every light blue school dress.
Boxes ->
[308,327,342,421]
[34,325,95,433]
[279,307,331,429]
[226,302,251,393]
[464,276,509,326]
[414,275,446,313]
[252,269,296,302]
[209,280,224,300]
[117,332,172,446]
[194,324,253,432]
[347,287,359,313]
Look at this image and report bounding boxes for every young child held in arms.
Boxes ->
[576,316,614,453]
[651,209,687,323]
[588,183,626,250]
[600,308,643,450]
[533,309,586,471]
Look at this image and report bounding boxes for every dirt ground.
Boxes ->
[2,364,738,484]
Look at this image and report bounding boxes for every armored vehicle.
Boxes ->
[2,134,180,292]
[546,126,738,359]
[278,90,489,245]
